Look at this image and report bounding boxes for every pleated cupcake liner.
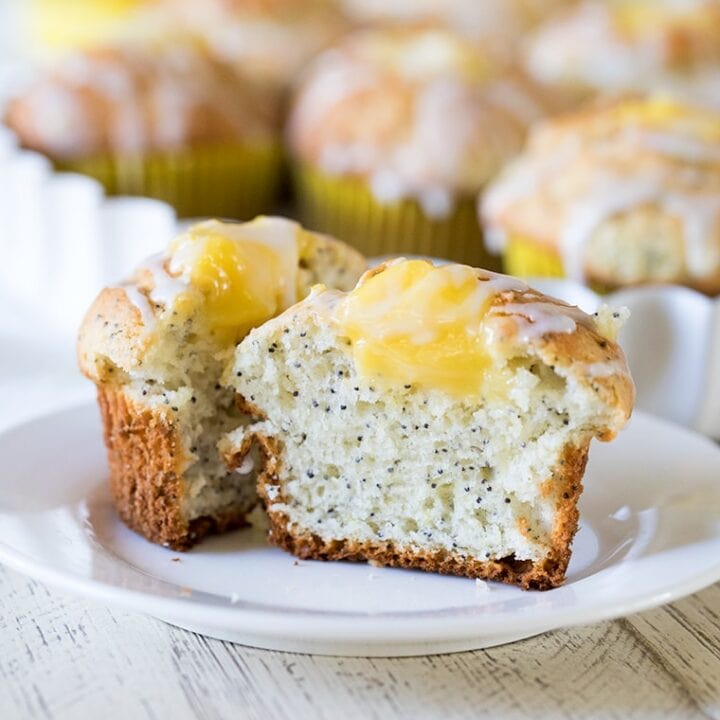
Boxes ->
[55,142,283,220]
[293,164,499,269]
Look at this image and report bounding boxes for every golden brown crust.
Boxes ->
[239,432,588,590]
[97,385,252,550]
[77,287,152,382]
[530,321,635,438]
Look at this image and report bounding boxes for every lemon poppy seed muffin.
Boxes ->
[222,259,634,590]
[134,0,349,93]
[341,0,573,61]
[5,40,283,218]
[482,96,720,292]
[526,0,720,108]
[77,217,366,549]
[288,26,558,266]
[29,0,152,56]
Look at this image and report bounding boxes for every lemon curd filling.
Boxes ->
[334,259,514,398]
[165,218,299,342]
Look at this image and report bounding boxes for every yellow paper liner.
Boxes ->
[55,142,282,219]
[503,234,615,294]
[293,164,498,269]
[503,234,566,279]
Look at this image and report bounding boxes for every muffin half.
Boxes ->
[77,216,366,549]
[222,259,634,589]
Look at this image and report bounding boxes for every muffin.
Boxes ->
[341,0,573,59]
[133,0,349,93]
[288,26,557,265]
[525,0,720,109]
[481,96,720,293]
[28,0,151,55]
[77,216,366,549]
[4,40,283,218]
[222,259,634,589]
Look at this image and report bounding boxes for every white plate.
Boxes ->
[1,404,720,657]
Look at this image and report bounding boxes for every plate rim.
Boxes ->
[1,401,720,646]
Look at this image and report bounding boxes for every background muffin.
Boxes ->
[342,0,574,60]
[132,0,349,94]
[4,39,283,218]
[525,0,720,109]
[481,96,720,293]
[288,26,558,265]
[28,0,152,56]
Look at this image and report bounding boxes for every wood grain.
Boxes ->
[1,566,718,720]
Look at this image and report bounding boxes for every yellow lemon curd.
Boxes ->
[334,259,510,397]
[168,219,296,342]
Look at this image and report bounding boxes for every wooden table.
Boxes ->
[1,565,718,719]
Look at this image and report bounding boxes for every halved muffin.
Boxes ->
[222,259,634,589]
[77,216,366,549]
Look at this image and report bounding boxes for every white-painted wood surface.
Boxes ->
[1,565,718,720]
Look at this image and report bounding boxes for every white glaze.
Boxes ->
[332,259,594,348]
[12,43,262,158]
[525,0,720,106]
[121,284,156,330]
[494,300,591,342]
[584,359,631,378]
[526,2,659,92]
[144,252,188,308]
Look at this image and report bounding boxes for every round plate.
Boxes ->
[1,403,720,657]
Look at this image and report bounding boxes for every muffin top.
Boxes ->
[282,257,634,432]
[132,0,348,90]
[525,0,720,108]
[78,216,367,381]
[4,40,279,160]
[341,0,572,58]
[288,26,556,218]
[481,96,720,291]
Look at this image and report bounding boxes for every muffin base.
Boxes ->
[244,430,589,591]
[294,164,499,268]
[97,385,255,550]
